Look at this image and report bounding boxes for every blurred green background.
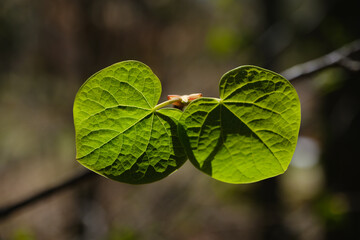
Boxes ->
[0,0,359,239]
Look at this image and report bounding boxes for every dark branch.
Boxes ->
[0,170,95,221]
[281,39,360,81]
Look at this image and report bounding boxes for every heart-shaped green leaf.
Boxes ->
[178,66,301,183]
[73,61,187,184]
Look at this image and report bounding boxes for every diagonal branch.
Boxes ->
[281,39,360,81]
[0,171,95,221]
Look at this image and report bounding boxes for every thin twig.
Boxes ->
[0,171,94,221]
[281,39,360,81]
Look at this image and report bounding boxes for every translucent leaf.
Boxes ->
[178,66,301,183]
[73,61,187,184]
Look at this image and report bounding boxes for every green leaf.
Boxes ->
[73,60,187,184]
[178,66,301,183]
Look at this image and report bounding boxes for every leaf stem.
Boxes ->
[153,97,181,111]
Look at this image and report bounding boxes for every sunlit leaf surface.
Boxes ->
[73,61,186,184]
[179,66,301,183]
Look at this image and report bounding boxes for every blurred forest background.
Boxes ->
[0,0,360,239]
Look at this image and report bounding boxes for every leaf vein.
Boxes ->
[224,101,281,115]
[195,103,220,157]
[223,104,285,172]
[77,112,153,160]
[79,105,150,124]
[223,79,272,100]
[126,70,152,108]
[219,104,251,179]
